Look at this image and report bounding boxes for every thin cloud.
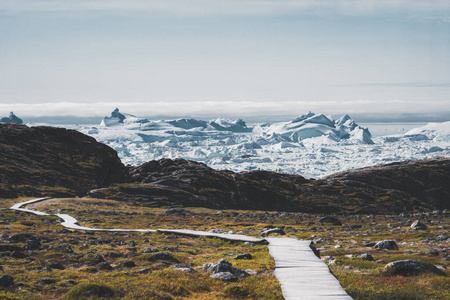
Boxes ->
[1,100,449,119]
[1,0,450,17]
[350,82,450,88]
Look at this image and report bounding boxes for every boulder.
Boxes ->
[24,239,41,250]
[210,272,238,281]
[147,252,179,263]
[436,234,449,242]
[136,268,151,274]
[10,250,28,259]
[318,216,342,226]
[203,259,248,278]
[410,220,427,230]
[260,228,285,237]
[0,275,14,287]
[374,240,398,250]
[48,262,65,270]
[37,278,57,285]
[97,262,113,271]
[171,264,194,272]
[385,260,446,276]
[116,260,136,268]
[358,253,374,261]
[143,247,158,253]
[162,208,192,216]
[234,253,252,260]
[362,241,377,247]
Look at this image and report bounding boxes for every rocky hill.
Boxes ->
[1,124,449,213]
[90,157,450,214]
[0,124,128,197]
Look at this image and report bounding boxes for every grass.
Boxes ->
[1,197,449,299]
[0,204,282,299]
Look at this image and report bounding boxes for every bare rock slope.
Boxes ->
[0,124,128,197]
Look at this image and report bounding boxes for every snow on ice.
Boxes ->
[66,108,450,178]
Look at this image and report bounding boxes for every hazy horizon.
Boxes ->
[1,1,449,118]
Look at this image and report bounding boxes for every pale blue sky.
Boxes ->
[0,0,449,119]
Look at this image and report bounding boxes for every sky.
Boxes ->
[0,0,449,121]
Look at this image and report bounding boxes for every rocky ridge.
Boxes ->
[1,124,449,214]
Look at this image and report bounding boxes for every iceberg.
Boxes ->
[261,112,373,144]
[101,108,127,126]
[405,121,450,142]
[0,112,23,124]
[208,118,252,132]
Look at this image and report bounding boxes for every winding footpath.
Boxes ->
[10,198,352,300]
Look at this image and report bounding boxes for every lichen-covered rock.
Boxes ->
[374,240,399,250]
[385,260,446,276]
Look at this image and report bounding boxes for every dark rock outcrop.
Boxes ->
[90,157,450,214]
[0,124,128,197]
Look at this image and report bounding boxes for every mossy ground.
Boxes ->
[1,197,449,299]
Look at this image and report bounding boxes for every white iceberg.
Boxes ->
[261,112,373,144]
[405,121,450,142]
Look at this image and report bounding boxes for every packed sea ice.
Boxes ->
[71,109,450,179]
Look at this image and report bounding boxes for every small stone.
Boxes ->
[321,256,336,265]
[234,253,252,260]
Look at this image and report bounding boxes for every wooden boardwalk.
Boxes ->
[267,237,352,299]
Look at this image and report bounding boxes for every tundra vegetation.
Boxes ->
[0,197,448,300]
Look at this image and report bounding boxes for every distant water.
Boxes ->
[360,123,427,137]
